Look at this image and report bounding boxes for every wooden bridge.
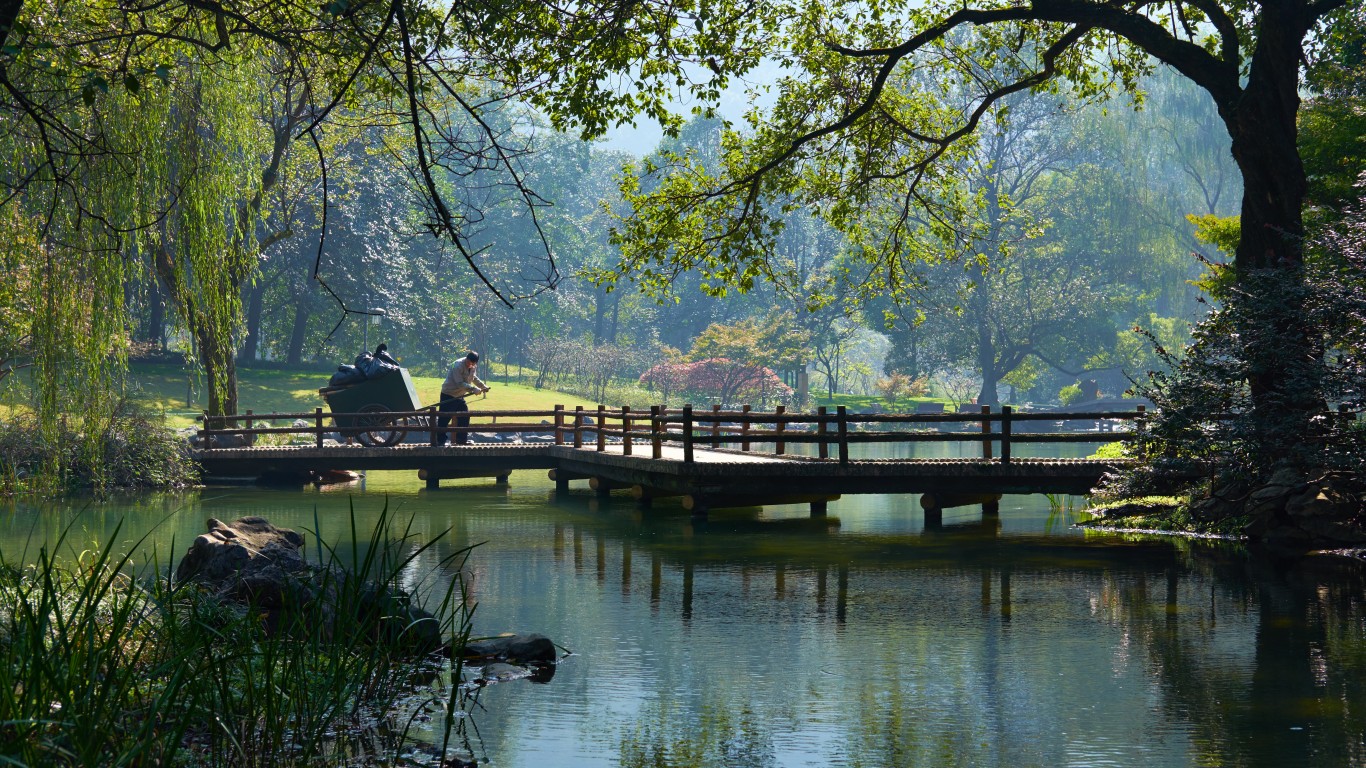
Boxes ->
[192,404,1166,519]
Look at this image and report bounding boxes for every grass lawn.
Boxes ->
[127,362,602,429]
[4,360,959,430]
[811,392,951,412]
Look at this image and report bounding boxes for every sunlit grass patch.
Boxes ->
[1079,495,1246,537]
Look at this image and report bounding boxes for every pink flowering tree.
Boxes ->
[642,358,792,406]
[639,361,692,404]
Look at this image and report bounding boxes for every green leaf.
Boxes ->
[123,74,141,94]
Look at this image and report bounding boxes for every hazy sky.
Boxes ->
[595,61,785,156]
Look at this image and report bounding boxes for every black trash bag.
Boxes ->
[355,351,399,380]
[329,364,366,387]
[374,343,400,367]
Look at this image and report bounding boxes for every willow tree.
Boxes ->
[0,64,164,485]
[0,1,582,423]
[1,16,305,435]
[0,3,307,432]
[146,57,289,419]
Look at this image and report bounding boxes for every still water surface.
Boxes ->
[3,441,1365,767]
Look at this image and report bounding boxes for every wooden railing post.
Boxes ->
[597,405,606,451]
[711,404,721,448]
[682,404,695,463]
[314,407,324,448]
[622,406,632,456]
[554,405,565,445]
[198,411,210,448]
[741,404,751,452]
[981,405,992,460]
[429,405,440,446]
[817,406,829,460]
[775,405,786,456]
[574,405,585,449]
[244,410,254,447]
[651,405,663,459]
[1134,404,1147,459]
[1001,405,1012,465]
[837,405,849,465]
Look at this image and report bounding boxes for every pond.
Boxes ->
[3,440,1364,767]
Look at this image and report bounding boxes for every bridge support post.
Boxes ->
[548,468,576,496]
[811,500,828,518]
[923,507,943,530]
[419,469,512,488]
[920,492,1003,512]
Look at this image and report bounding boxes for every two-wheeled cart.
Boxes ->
[319,368,423,446]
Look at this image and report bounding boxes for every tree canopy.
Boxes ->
[606,0,1357,463]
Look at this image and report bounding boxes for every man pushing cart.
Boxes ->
[436,351,491,446]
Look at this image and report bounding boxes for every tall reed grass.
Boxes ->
[0,502,474,766]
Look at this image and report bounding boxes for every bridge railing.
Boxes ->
[197,403,1150,464]
[587,404,1148,465]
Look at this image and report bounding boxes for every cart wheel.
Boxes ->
[356,404,408,447]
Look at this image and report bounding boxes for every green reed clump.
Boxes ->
[0,504,473,767]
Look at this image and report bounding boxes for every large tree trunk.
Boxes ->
[286,300,309,365]
[608,292,620,344]
[153,244,241,420]
[241,279,266,362]
[200,329,239,418]
[147,280,166,351]
[974,287,1001,409]
[1222,11,1321,458]
[592,290,607,345]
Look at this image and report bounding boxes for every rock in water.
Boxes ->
[460,633,558,664]
[175,516,442,655]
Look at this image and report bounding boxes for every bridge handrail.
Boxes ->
[195,402,1169,464]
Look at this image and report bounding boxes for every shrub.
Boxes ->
[0,406,198,495]
[1058,383,1084,406]
[877,373,929,407]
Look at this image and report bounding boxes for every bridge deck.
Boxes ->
[194,442,1135,498]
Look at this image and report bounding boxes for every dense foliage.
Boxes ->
[1106,183,1366,500]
